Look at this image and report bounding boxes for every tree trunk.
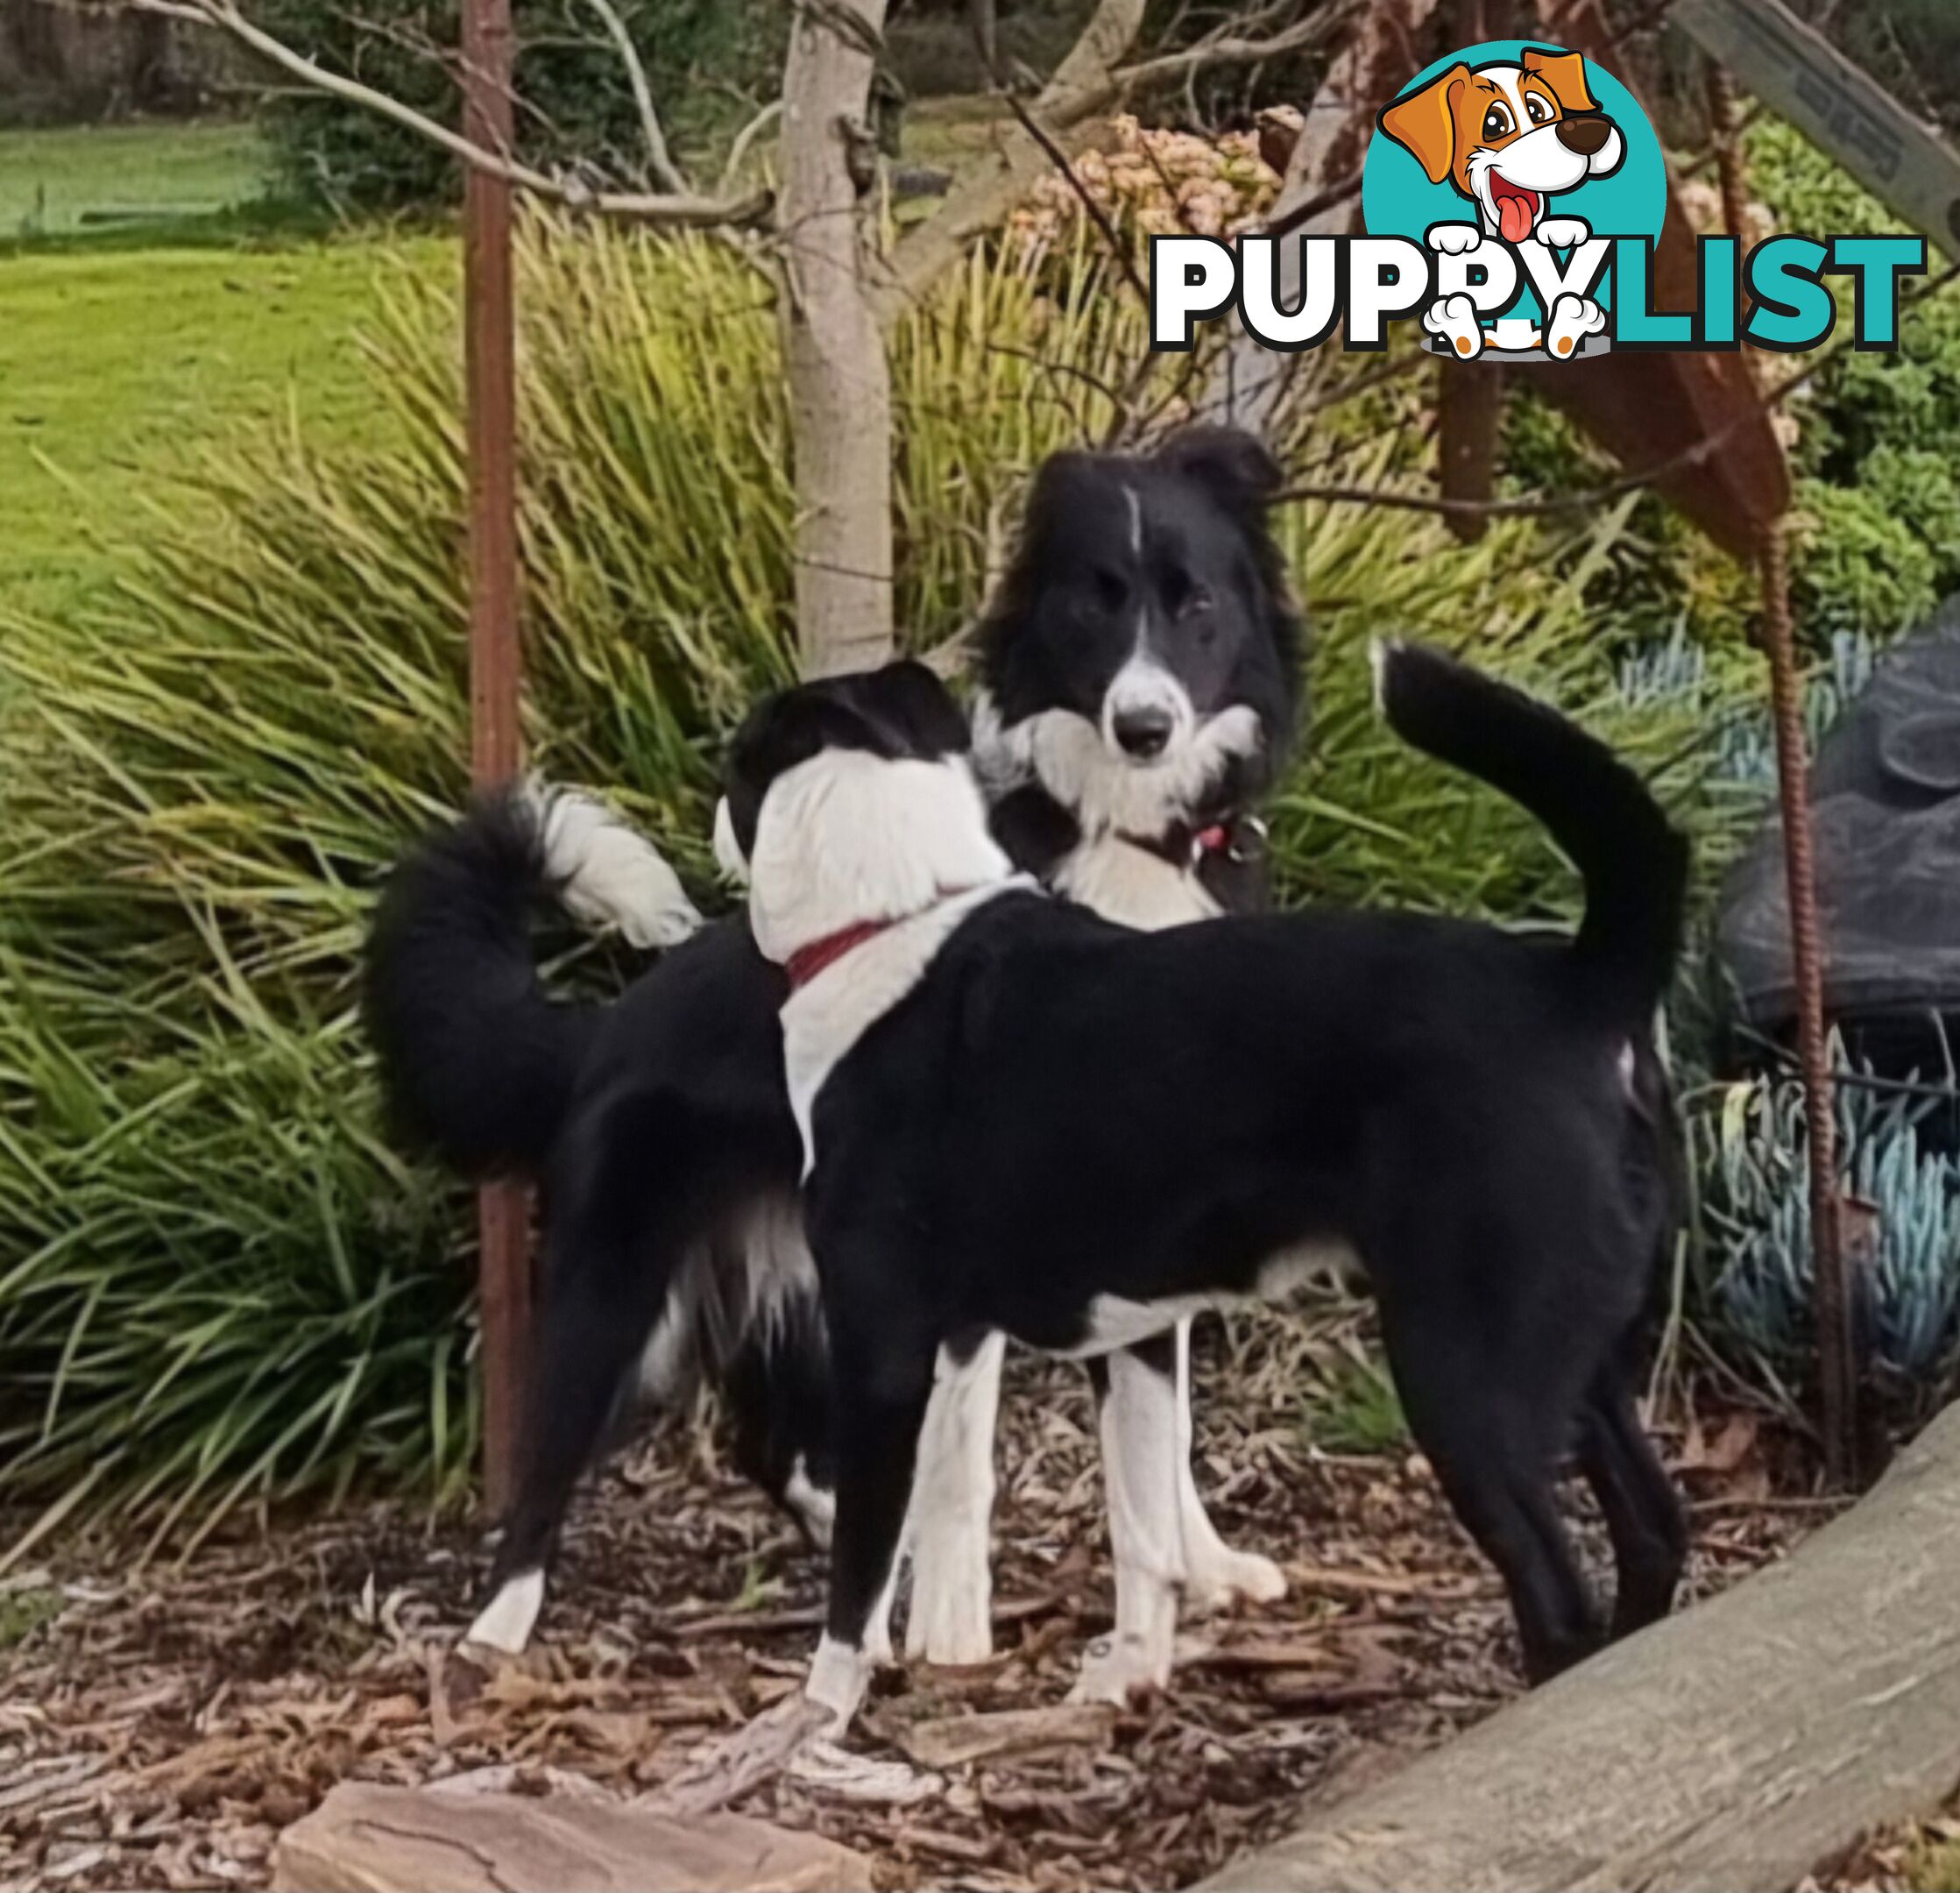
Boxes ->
[1202,1400,1960,1893]
[778,0,895,677]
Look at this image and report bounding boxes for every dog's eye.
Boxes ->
[1524,92,1553,124]
[1482,102,1514,140]
[1181,585,1214,620]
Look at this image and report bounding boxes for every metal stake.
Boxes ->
[462,0,527,1515]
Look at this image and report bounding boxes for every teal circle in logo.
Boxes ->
[1362,40,1666,320]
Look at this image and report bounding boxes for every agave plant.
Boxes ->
[0,217,1763,1542]
[1699,1045,1960,1384]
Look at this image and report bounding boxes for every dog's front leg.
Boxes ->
[904,1329,1005,1666]
[1070,1336,1184,1707]
[804,1334,934,1736]
[1172,1320,1287,1613]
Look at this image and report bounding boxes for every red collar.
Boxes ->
[782,884,987,992]
[784,915,901,990]
[1116,817,1242,869]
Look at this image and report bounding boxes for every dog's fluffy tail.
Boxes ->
[364,783,702,1176]
[1374,641,1688,1020]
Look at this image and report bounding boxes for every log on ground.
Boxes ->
[273,1780,871,1893]
[1205,1400,1960,1893]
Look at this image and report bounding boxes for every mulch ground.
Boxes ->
[2,1309,1829,1892]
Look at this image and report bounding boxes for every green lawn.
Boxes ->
[0,119,268,238]
[0,122,448,618]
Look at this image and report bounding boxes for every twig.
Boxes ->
[1093,0,1363,116]
[577,0,689,195]
[718,98,783,195]
[998,84,1149,308]
[644,1693,831,1819]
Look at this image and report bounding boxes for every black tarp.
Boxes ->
[1718,596,1960,1046]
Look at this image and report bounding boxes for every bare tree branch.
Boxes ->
[577,0,689,195]
[62,0,770,227]
[1079,1,1362,118]
[875,0,1358,328]
[997,83,1149,307]
[874,0,1147,327]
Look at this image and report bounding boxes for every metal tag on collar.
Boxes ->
[1228,814,1269,864]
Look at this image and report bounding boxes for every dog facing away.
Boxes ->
[364,428,1305,1670]
[719,647,1689,1733]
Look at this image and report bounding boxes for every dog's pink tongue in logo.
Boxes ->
[1491,179,1538,244]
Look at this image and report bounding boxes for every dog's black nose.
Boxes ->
[1556,115,1612,156]
[1112,705,1174,759]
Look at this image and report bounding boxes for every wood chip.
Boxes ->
[897,1703,1115,1771]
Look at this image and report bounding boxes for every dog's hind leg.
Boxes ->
[469,1092,723,1655]
[1379,1301,1603,1684]
[1171,1320,1287,1613]
[1579,1374,1687,1639]
[1070,1335,1185,1707]
[905,1328,1006,1666]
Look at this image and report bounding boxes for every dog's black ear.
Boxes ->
[724,689,874,854]
[1020,450,1106,532]
[874,659,972,758]
[1157,427,1284,516]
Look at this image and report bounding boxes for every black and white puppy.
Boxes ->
[721,648,1689,1731]
[365,429,1305,1670]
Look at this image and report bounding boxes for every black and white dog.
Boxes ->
[364,429,1302,1671]
[718,646,1689,1730]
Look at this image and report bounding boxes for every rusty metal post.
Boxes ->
[1436,0,1511,541]
[1708,62,1860,1485]
[1758,531,1857,1485]
[462,0,527,1515]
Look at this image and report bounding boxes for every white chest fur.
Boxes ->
[1053,834,1220,931]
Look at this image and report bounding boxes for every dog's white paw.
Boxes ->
[904,1507,995,1665]
[1536,216,1591,249]
[904,1572,994,1667]
[1546,292,1607,358]
[1425,221,1482,257]
[804,1634,873,1736]
[1181,1544,1289,1615]
[465,1569,543,1655]
[1066,1633,1173,1708]
[1422,292,1484,359]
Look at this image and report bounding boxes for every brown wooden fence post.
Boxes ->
[461,0,527,1515]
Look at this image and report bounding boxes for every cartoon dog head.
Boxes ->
[1379,47,1624,244]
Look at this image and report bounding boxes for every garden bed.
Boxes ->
[1,1315,1826,1893]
